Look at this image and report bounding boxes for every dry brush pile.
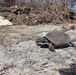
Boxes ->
[0,1,76,25]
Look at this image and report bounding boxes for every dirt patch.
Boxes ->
[0,24,76,75]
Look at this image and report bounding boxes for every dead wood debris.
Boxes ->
[0,2,76,25]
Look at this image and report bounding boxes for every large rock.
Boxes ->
[0,16,12,26]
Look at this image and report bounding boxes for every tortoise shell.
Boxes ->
[44,31,71,46]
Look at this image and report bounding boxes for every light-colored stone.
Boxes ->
[0,16,12,26]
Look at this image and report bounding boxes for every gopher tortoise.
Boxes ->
[36,31,76,52]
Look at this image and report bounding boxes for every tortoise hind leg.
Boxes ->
[70,42,76,49]
[48,43,55,52]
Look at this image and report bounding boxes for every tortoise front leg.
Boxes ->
[48,43,55,52]
[70,42,76,49]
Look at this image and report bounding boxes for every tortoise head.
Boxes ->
[36,37,48,44]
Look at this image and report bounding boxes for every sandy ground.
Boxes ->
[0,24,76,75]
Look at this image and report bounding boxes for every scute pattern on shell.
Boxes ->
[44,31,71,46]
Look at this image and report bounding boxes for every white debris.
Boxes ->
[0,16,12,26]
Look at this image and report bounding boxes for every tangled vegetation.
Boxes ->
[0,1,76,25]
